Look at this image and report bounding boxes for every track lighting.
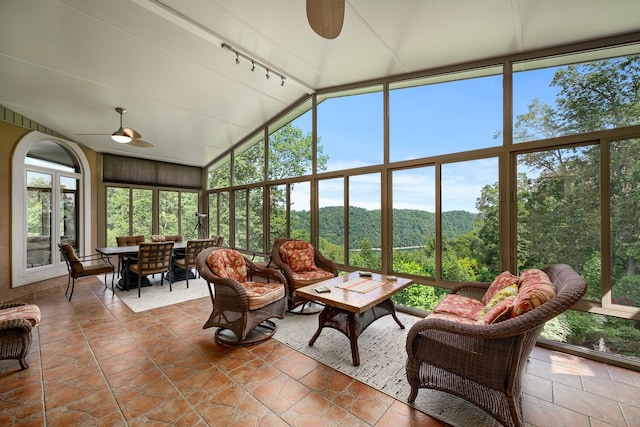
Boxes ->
[222,43,286,87]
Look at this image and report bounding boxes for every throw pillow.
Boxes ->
[512,268,556,317]
[477,295,516,324]
[482,271,520,304]
[281,240,318,272]
[478,283,519,319]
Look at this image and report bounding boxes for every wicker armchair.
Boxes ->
[270,238,339,313]
[196,247,287,346]
[0,303,41,369]
[405,264,587,427]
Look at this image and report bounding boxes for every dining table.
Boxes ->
[96,242,188,290]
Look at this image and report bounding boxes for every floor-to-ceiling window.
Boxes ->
[206,37,640,365]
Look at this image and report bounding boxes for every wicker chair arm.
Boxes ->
[0,318,33,334]
[211,277,250,310]
[246,259,287,285]
[313,249,339,276]
[0,303,28,310]
[449,281,490,297]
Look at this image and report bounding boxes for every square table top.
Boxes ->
[96,241,186,256]
[296,271,413,314]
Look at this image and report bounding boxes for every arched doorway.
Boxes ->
[11,131,92,286]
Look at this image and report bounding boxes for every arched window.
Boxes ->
[12,132,91,287]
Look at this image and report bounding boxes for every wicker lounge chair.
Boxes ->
[196,247,286,346]
[405,263,587,427]
[270,238,338,313]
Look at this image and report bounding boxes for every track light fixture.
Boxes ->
[222,43,286,87]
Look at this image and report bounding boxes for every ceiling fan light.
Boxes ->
[111,130,132,143]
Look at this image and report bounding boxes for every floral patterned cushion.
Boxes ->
[478,284,519,319]
[280,240,318,273]
[151,234,166,242]
[427,312,478,325]
[0,304,41,327]
[242,281,285,310]
[477,295,517,324]
[207,249,247,282]
[433,294,485,320]
[512,268,556,317]
[482,271,520,304]
[291,270,335,288]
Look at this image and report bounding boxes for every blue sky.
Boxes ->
[291,66,560,213]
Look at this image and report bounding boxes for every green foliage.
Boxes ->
[392,284,447,312]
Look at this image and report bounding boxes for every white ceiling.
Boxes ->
[2,0,640,168]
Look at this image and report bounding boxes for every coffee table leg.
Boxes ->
[379,298,405,329]
[309,305,330,346]
[346,312,360,366]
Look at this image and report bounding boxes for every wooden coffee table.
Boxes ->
[296,272,413,366]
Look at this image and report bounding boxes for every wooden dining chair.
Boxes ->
[172,238,221,288]
[115,235,145,278]
[127,241,174,297]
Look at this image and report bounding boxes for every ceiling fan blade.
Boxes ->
[123,127,142,139]
[127,138,153,148]
[306,0,344,39]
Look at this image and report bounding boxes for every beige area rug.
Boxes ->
[100,273,210,313]
[271,310,496,427]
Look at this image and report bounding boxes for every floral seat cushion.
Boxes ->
[279,240,318,273]
[0,304,41,327]
[427,312,478,325]
[291,269,335,288]
[433,294,485,320]
[242,281,285,310]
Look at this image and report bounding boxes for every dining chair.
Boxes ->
[127,241,174,297]
[115,234,145,278]
[172,238,221,288]
[58,243,114,301]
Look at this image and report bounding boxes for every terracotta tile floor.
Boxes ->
[1,276,639,426]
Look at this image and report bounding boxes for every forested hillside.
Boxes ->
[291,206,476,248]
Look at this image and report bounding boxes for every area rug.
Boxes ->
[100,274,210,313]
[271,311,496,427]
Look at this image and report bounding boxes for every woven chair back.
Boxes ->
[116,235,145,246]
[135,242,174,275]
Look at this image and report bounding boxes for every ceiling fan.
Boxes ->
[306,0,345,39]
[77,107,153,148]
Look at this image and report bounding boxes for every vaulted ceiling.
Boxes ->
[2,0,640,167]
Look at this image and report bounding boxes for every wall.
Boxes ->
[0,121,100,302]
